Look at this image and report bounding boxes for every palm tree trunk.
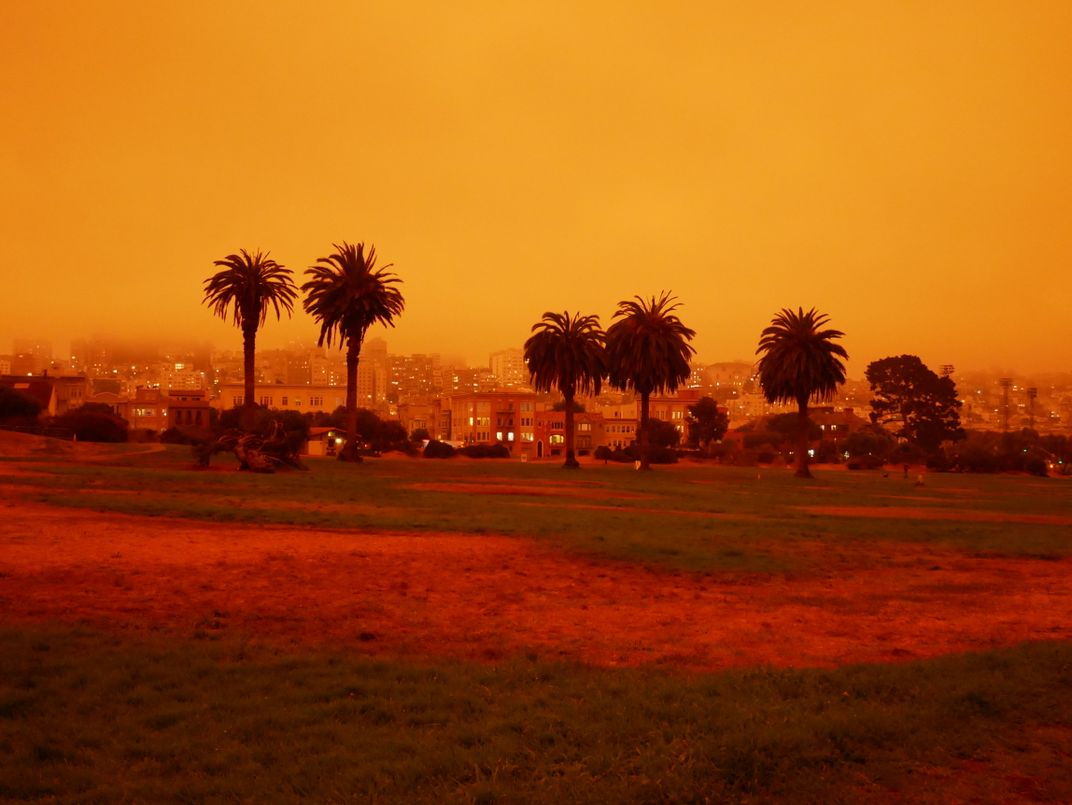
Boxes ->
[240,325,257,432]
[796,401,811,478]
[638,392,652,470]
[340,336,363,463]
[563,393,579,469]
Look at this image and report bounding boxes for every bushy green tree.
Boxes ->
[51,403,128,443]
[865,355,964,453]
[0,386,43,424]
[647,418,681,449]
[685,396,729,452]
[843,424,895,463]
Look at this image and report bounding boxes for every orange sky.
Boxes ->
[2,2,1070,376]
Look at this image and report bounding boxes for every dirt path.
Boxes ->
[2,495,1070,671]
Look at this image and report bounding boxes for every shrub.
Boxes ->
[458,443,511,459]
[50,405,128,443]
[0,386,43,423]
[423,440,456,459]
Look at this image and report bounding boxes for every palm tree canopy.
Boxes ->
[524,311,606,399]
[605,292,696,396]
[203,249,297,330]
[755,307,848,407]
[302,242,404,348]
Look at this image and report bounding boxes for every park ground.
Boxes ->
[1,431,1071,802]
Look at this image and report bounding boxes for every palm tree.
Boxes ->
[203,249,297,428]
[605,292,696,470]
[524,311,606,468]
[302,242,404,462]
[755,307,848,478]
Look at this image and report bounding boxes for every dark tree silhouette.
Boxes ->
[605,292,696,470]
[302,242,404,462]
[755,307,848,478]
[685,396,730,452]
[866,355,964,452]
[0,386,43,423]
[524,311,606,468]
[203,249,297,429]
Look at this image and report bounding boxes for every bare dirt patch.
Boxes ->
[2,494,1070,672]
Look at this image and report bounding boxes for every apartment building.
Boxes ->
[442,391,539,453]
[214,383,348,414]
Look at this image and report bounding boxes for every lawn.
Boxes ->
[9,446,1072,571]
[1,440,1070,801]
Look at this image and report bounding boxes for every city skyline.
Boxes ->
[2,4,1070,376]
[5,330,1070,384]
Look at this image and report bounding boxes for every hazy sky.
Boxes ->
[2,2,1069,376]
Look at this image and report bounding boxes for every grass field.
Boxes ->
[8,446,1072,571]
[1,440,1071,801]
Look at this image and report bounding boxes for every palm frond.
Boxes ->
[755,307,848,406]
[605,291,695,396]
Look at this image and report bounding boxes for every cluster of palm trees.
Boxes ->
[527,300,848,478]
[204,244,848,477]
[203,243,403,462]
[525,293,696,471]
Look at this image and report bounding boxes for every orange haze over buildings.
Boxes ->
[1,2,1069,375]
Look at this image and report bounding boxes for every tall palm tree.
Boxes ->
[203,249,297,428]
[605,292,695,470]
[755,307,848,478]
[524,311,606,469]
[302,242,404,462]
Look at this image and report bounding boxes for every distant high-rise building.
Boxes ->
[70,338,111,375]
[389,353,442,404]
[450,366,497,394]
[489,347,527,388]
[358,338,390,410]
[12,338,52,375]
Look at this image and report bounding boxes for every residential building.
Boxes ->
[168,389,212,430]
[441,391,539,453]
[129,388,169,431]
[214,383,348,414]
[532,409,607,459]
